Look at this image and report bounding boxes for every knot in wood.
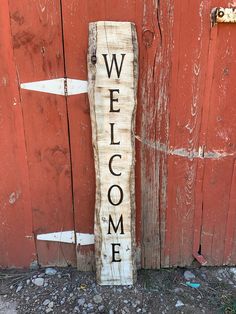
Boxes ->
[142,29,154,48]
[91,54,97,65]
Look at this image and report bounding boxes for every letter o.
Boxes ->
[108,185,123,206]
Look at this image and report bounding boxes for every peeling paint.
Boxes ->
[12,97,17,106]
[8,191,20,205]
[136,136,235,159]
[1,77,7,86]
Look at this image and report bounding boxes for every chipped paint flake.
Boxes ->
[9,191,20,204]
[135,136,235,160]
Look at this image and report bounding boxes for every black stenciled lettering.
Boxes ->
[110,123,120,145]
[102,54,126,78]
[108,185,123,206]
[111,243,121,262]
[109,89,120,112]
[108,214,124,234]
[109,154,122,176]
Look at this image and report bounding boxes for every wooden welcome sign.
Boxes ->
[88,21,138,285]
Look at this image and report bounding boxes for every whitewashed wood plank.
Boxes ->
[88,21,138,285]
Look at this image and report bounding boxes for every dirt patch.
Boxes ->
[0,267,236,313]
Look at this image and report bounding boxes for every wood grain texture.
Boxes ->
[8,0,76,266]
[140,0,173,268]
[88,22,138,285]
[200,20,236,265]
[164,0,208,267]
[0,0,36,267]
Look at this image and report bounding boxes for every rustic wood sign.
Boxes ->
[88,21,138,285]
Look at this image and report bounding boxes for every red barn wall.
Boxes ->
[0,0,235,269]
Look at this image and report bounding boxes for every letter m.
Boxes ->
[102,54,126,78]
[107,215,124,234]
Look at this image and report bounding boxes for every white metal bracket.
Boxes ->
[36,231,94,246]
[20,78,88,96]
[212,7,236,26]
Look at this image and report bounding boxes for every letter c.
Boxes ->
[109,154,122,176]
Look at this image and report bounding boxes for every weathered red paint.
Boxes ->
[8,0,76,267]
[0,0,36,267]
[0,0,236,269]
[201,20,236,266]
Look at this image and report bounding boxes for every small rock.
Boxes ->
[78,298,86,306]
[48,301,54,308]
[16,285,23,293]
[32,278,44,287]
[122,307,130,314]
[38,273,45,278]
[175,300,184,308]
[43,299,50,306]
[184,270,195,280]
[45,268,57,276]
[46,308,53,313]
[109,310,114,314]
[74,306,80,312]
[200,273,207,280]
[87,303,93,308]
[30,260,39,270]
[98,305,105,312]
[174,287,184,293]
[26,279,30,285]
[124,300,129,304]
[93,294,103,304]
[230,268,236,276]
[137,309,142,313]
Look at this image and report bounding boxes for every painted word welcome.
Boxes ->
[88,21,138,285]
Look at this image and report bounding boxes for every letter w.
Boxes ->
[102,54,126,78]
[108,215,124,234]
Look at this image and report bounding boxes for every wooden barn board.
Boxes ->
[8,0,76,266]
[0,0,36,267]
[200,22,236,265]
[88,22,138,285]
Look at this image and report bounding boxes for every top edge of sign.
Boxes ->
[89,21,136,26]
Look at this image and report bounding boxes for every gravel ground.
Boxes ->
[0,266,236,313]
